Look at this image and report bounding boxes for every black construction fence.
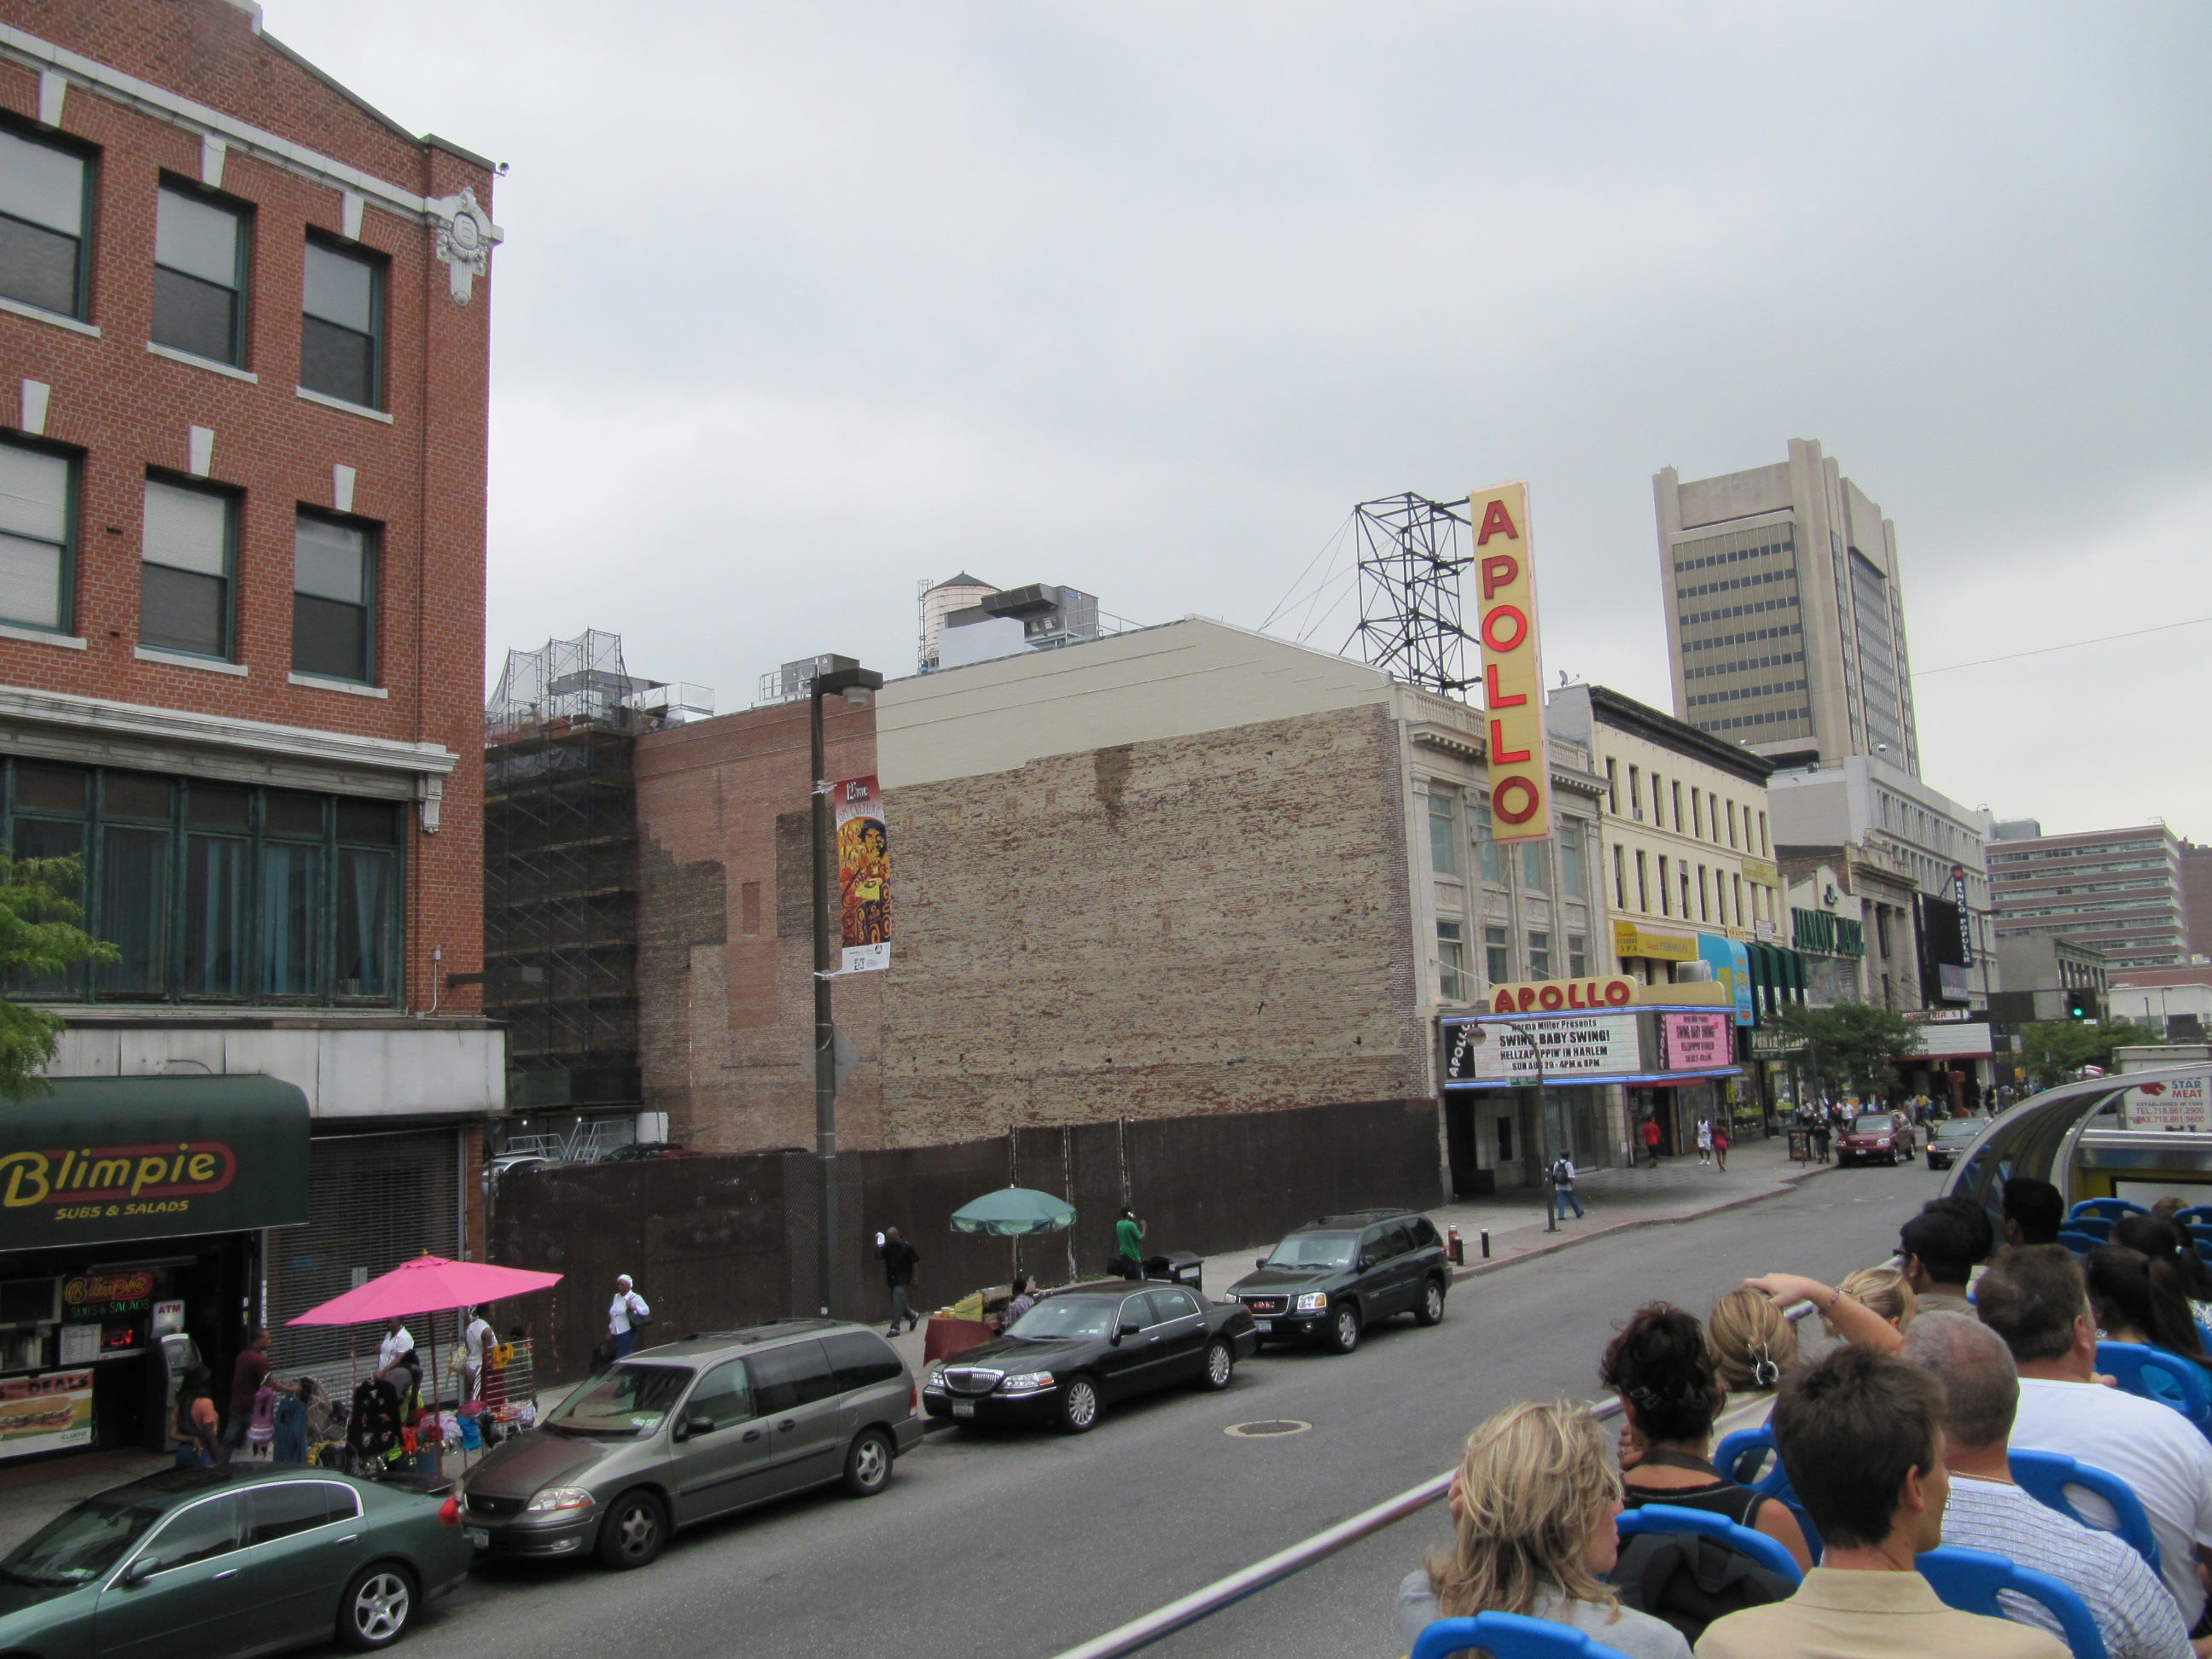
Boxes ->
[489,1095,1441,1382]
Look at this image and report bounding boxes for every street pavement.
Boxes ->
[384,1149,1940,1659]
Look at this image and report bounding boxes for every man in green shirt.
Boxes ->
[1114,1208,1146,1279]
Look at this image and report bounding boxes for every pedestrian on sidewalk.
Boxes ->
[377,1316,413,1373]
[223,1325,269,1453]
[607,1274,651,1358]
[1713,1121,1730,1173]
[1549,1154,1584,1221]
[876,1227,922,1335]
[459,1304,495,1404]
[1113,1207,1147,1278]
[1809,1108,1831,1163]
[1640,1116,1662,1167]
[1695,1116,1714,1167]
[172,1364,221,1469]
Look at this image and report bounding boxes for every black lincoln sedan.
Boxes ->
[922,1281,1257,1434]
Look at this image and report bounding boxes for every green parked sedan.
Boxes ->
[0,1464,473,1657]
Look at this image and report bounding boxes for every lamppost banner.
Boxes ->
[834,774,889,973]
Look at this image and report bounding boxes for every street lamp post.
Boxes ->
[808,656,884,1318]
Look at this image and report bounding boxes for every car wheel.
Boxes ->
[337,1562,416,1650]
[595,1487,667,1570]
[1326,1302,1361,1355]
[1057,1375,1102,1434]
[842,1427,894,1496]
[1414,1278,1447,1327]
[1197,1338,1235,1391]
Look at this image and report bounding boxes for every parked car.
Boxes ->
[922,1281,1257,1434]
[1837,1112,1914,1167]
[1225,1208,1451,1354]
[1924,1116,1982,1172]
[0,1464,470,1656]
[460,1320,922,1570]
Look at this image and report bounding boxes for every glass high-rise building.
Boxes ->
[1654,439,1919,776]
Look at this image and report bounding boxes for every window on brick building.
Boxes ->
[1558,820,1587,901]
[1484,924,1510,985]
[1613,842,1627,910]
[300,239,382,408]
[293,512,375,682]
[1428,788,1461,877]
[154,183,249,366]
[6,760,400,1004]
[1527,929,1552,981]
[0,438,74,633]
[1568,933,1588,978]
[140,478,234,659]
[1435,919,1466,1003]
[1521,838,1550,895]
[0,125,91,319]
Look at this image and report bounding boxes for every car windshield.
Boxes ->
[1,1493,164,1586]
[1851,1115,1893,1133]
[1006,1297,1118,1341]
[1936,1121,1980,1140]
[1264,1234,1358,1270]
[541,1363,692,1436]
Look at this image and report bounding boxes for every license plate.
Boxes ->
[1256,1319,1275,1332]
[952,1400,975,1418]
[465,1528,488,1548]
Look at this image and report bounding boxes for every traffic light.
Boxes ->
[2064,990,2094,1021]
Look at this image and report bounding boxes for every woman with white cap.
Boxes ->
[608,1274,651,1358]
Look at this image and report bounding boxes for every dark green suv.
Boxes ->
[1225,1208,1450,1354]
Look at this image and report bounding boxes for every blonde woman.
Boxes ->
[1825,1266,1917,1339]
[1707,1287,1801,1441]
[1394,1400,1691,1659]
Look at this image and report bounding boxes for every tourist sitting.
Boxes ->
[1900,1312,2192,1659]
[1974,1244,2212,1628]
[2082,1244,2212,1369]
[1708,1288,1800,1430]
[2113,1214,2212,1330]
[1695,1346,2065,1659]
[1394,1400,1691,1659]
[1740,1273,1904,1356]
[1601,1303,1811,1571]
[2003,1179,2065,1249]
[1901,1201,1990,1316]
[1825,1267,1917,1340]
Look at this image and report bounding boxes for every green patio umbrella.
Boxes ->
[950,1186,1077,1237]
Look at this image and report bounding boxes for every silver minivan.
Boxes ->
[460,1318,923,1569]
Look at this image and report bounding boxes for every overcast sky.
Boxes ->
[277,2,2210,840]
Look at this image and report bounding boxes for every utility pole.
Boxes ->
[808,656,882,1318]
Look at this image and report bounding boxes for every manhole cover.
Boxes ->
[1225,1418,1312,1438]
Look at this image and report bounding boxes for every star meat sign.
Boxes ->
[1471,482,1548,842]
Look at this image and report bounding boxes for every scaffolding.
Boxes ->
[1348,493,1475,697]
[484,633,711,1111]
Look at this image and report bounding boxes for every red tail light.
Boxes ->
[438,1494,461,1527]
[909,1382,920,1418]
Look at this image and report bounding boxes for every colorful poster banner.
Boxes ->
[1697,934,1755,1027]
[0,1369,93,1460]
[1443,1012,1640,1086]
[1661,1010,1733,1071]
[1469,481,1549,843]
[834,775,890,974]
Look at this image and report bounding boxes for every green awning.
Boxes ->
[0,1074,311,1251]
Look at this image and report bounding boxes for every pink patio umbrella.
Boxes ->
[288,1254,564,1458]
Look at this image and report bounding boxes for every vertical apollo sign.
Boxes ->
[1471,482,1548,841]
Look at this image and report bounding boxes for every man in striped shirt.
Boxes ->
[1902,1313,2192,1659]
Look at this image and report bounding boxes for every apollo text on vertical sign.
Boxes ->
[1470,482,1548,842]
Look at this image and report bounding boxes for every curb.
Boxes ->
[1447,1156,1845,1284]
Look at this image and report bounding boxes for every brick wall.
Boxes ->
[634,697,1429,1155]
[0,0,492,1009]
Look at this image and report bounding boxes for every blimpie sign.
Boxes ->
[1470,481,1548,843]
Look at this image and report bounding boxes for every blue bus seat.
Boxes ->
[2008,1448,2160,1574]
[2095,1341,2212,1434]
[1615,1502,1802,1583]
[1410,1611,1634,1659]
[2069,1198,2145,1223]
[1714,1425,1823,1563]
[1917,1545,2108,1659]
[2057,1228,2104,1255]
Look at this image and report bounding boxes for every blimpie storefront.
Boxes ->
[0,1075,308,1460]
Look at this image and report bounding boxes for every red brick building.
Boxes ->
[0,0,503,1447]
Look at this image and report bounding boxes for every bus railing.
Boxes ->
[1047,1294,1828,1659]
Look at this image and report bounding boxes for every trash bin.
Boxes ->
[1144,1251,1204,1294]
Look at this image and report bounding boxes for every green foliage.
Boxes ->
[2017,1018,2149,1087]
[0,856,118,1101]
[1772,1000,1925,1097]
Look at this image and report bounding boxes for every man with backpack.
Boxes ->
[1550,1154,1584,1221]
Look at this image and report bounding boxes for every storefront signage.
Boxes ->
[61,1269,154,1320]
[0,1369,92,1460]
[1469,481,1549,843]
[1951,865,1974,966]
[2122,1074,2210,1132]
[1486,976,1636,1014]
[1613,921,1697,963]
[835,774,890,974]
[1743,859,1779,887]
[0,1076,310,1250]
[1910,1022,1993,1059]
[1662,1010,1733,1071]
[1444,1012,1639,1086]
[1697,934,1755,1027]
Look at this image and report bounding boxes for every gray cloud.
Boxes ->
[277,0,2211,834]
